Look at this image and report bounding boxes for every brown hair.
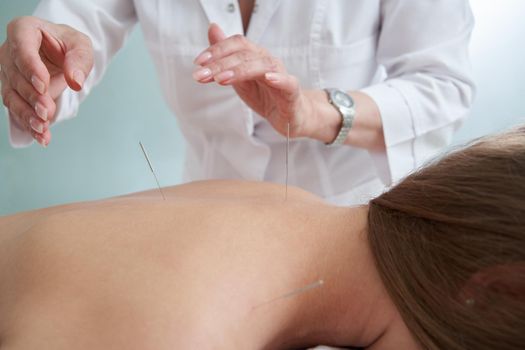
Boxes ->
[368,126,525,349]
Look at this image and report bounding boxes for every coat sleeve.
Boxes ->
[361,0,475,184]
[8,0,137,147]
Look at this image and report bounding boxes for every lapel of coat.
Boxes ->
[198,0,283,42]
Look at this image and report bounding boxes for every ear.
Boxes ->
[460,262,525,308]
[208,23,227,45]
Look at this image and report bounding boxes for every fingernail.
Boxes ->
[215,70,235,83]
[35,102,48,121]
[72,70,85,87]
[265,72,280,82]
[194,51,212,65]
[39,138,48,148]
[31,75,45,94]
[30,117,44,133]
[192,68,212,81]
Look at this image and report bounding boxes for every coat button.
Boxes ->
[227,3,235,13]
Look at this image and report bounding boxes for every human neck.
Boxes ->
[270,205,397,348]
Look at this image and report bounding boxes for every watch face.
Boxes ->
[333,90,353,108]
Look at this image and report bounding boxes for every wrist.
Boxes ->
[297,89,386,151]
[300,89,342,143]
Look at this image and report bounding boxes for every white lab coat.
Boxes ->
[9,0,475,205]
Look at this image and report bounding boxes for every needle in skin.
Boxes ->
[252,279,324,310]
[285,121,290,201]
[139,141,166,201]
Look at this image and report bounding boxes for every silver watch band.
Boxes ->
[324,88,355,147]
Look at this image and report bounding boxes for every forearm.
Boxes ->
[303,90,386,152]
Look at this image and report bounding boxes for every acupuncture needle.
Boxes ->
[139,141,166,200]
[252,279,324,310]
[285,121,290,201]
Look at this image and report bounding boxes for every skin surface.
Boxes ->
[0,180,419,349]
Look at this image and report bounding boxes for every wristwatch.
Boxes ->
[324,88,355,146]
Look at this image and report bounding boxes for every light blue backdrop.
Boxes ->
[0,1,184,215]
[1,1,524,215]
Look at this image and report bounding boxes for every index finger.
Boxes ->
[7,17,50,95]
[195,34,257,66]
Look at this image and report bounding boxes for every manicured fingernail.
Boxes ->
[265,72,280,82]
[39,138,48,148]
[73,70,85,87]
[36,134,48,147]
[194,51,212,65]
[192,68,212,81]
[30,117,44,133]
[215,70,235,83]
[31,75,45,94]
[35,102,48,121]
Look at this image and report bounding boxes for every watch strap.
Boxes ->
[324,88,355,147]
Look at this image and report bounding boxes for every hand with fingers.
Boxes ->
[0,16,93,147]
[192,23,318,139]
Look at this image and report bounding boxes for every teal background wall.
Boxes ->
[1,0,524,216]
[0,1,185,215]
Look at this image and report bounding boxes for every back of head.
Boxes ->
[367,126,525,349]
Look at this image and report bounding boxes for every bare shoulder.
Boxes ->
[161,179,324,204]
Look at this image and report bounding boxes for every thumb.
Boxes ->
[50,29,93,91]
[208,23,227,45]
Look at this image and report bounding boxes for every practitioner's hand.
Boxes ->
[192,24,317,139]
[0,16,93,146]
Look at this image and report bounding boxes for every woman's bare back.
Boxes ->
[0,180,344,349]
